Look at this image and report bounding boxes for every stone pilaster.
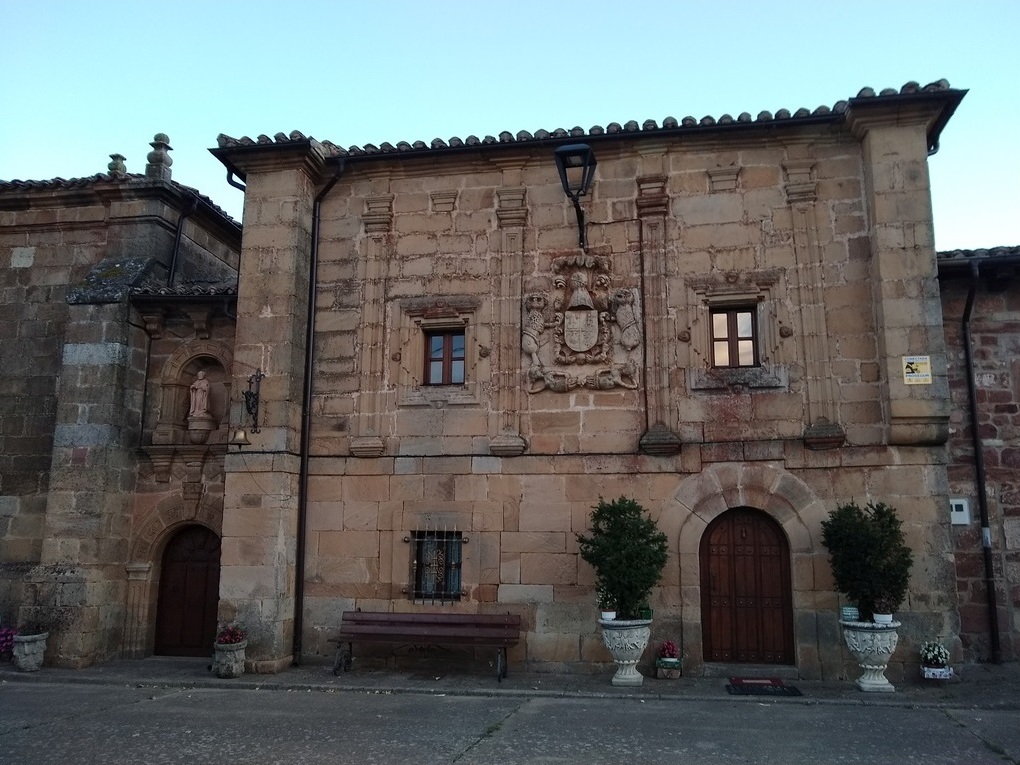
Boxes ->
[490,186,528,456]
[848,106,950,445]
[218,139,325,670]
[350,194,393,458]
[784,160,845,449]
[123,562,152,659]
[636,175,681,455]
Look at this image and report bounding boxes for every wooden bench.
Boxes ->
[331,610,522,682]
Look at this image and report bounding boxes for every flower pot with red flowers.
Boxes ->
[655,639,682,679]
[212,625,247,678]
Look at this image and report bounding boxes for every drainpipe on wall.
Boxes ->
[961,259,1002,663]
[293,160,346,665]
[167,196,200,285]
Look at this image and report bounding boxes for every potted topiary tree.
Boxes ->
[576,496,668,686]
[821,500,913,692]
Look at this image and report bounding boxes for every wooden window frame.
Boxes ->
[424,328,466,386]
[710,306,759,368]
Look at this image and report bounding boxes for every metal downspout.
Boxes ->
[167,196,199,285]
[226,171,246,193]
[293,160,346,665]
[961,259,1002,663]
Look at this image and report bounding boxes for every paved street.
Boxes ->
[3,680,1019,764]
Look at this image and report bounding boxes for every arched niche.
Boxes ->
[152,341,233,445]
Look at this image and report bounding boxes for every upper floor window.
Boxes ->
[425,329,465,385]
[711,307,758,368]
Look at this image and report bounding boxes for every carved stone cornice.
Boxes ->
[707,166,739,193]
[636,175,668,218]
[639,422,682,456]
[141,310,164,339]
[363,195,394,234]
[430,191,457,213]
[784,160,817,205]
[350,436,385,458]
[489,433,527,457]
[496,188,527,227]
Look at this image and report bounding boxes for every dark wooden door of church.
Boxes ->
[154,525,221,656]
[700,508,794,664]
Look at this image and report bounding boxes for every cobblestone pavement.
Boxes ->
[2,659,1019,764]
[3,656,1019,709]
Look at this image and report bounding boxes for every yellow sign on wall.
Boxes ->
[902,355,932,385]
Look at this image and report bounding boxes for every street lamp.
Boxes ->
[554,143,597,250]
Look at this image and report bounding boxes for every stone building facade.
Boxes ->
[0,137,240,666]
[4,80,1014,679]
[206,79,965,681]
[939,246,1020,663]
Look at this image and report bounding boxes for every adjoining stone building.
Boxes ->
[0,138,241,666]
[2,80,1015,678]
[939,246,1020,663]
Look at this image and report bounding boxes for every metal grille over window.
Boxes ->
[410,529,463,602]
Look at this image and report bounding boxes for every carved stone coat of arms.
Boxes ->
[522,255,642,393]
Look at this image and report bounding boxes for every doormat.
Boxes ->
[725,677,802,697]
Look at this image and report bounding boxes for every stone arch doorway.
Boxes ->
[154,525,221,656]
[700,507,794,664]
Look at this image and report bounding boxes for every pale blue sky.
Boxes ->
[2,0,1017,250]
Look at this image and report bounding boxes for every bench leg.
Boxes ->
[332,642,352,676]
[496,647,508,682]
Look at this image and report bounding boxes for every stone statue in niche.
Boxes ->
[187,370,215,444]
[189,371,210,417]
[522,255,642,393]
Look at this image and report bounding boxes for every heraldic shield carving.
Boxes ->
[522,255,642,393]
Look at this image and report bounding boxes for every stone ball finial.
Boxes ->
[108,153,127,175]
[145,133,173,180]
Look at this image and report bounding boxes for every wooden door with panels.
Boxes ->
[700,507,794,664]
[154,525,221,656]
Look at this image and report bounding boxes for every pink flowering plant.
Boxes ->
[215,624,244,645]
[656,639,681,666]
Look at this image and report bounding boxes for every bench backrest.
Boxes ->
[341,611,520,629]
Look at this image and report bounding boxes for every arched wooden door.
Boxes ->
[700,508,794,664]
[154,525,221,656]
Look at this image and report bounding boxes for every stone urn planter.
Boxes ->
[212,639,247,678]
[12,632,49,672]
[840,620,900,692]
[599,618,651,686]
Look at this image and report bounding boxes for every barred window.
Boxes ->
[410,530,463,602]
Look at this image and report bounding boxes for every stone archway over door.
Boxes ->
[700,507,794,664]
[154,525,221,656]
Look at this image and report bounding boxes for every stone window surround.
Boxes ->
[396,297,483,407]
[686,276,788,391]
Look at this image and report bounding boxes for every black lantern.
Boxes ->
[242,368,265,434]
[554,143,597,249]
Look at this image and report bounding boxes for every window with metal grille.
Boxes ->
[711,307,758,368]
[410,530,463,602]
[424,330,465,385]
